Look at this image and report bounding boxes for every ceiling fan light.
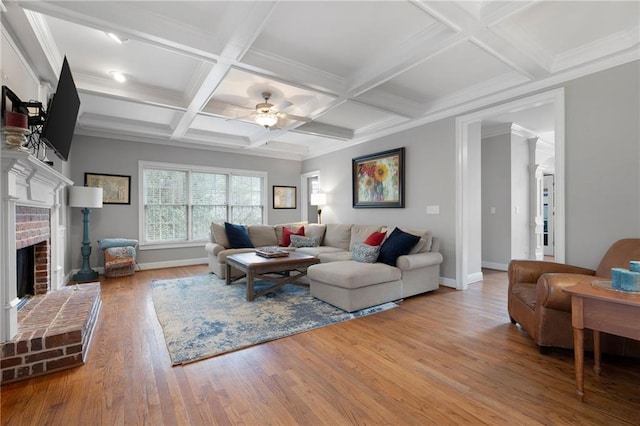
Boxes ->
[255,111,278,128]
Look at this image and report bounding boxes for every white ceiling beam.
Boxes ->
[169,2,278,139]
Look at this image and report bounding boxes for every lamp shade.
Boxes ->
[310,193,326,206]
[69,186,103,208]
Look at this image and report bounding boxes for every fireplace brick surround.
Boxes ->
[1,151,101,384]
[16,206,51,295]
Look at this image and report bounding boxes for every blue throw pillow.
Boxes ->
[377,228,420,266]
[224,222,254,249]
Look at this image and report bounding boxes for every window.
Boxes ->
[140,162,266,247]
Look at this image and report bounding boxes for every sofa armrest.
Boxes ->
[396,252,443,271]
[537,273,597,311]
[205,242,225,257]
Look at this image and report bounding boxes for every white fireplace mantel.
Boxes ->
[1,151,73,342]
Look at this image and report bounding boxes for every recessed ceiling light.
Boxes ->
[106,32,128,44]
[110,71,127,83]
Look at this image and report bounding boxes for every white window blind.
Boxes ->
[140,162,266,246]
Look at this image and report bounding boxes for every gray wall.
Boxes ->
[481,133,511,265]
[564,61,640,267]
[67,136,302,271]
[302,60,640,280]
[510,133,529,260]
[303,118,457,279]
[64,61,640,279]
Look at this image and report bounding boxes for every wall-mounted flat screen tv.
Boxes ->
[41,56,80,161]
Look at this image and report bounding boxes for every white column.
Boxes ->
[528,138,544,260]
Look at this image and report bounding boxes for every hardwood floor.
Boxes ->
[1,266,638,425]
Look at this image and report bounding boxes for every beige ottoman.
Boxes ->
[307,260,402,312]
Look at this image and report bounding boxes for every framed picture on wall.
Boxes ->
[84,173,131,205]
[352,147,405,208]
[273,185,296,209]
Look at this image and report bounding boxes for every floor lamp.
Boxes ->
[69,186,103,282]
[310,193,327,224]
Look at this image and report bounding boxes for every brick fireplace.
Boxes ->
[0,152,104,384]
[0,151,72,342]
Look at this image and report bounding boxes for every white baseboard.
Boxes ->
[481,261,509,271]
[439,277,457,288]
[137,257,208,271]
[70,257,208,278]
[467,271,484,284]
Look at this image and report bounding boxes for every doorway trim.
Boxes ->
[300,170,320,222]
[455,88,565,290]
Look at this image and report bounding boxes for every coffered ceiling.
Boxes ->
[2,1,638,160]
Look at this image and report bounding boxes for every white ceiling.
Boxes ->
[2,1,638,160]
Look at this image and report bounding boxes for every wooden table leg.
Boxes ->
[573,327,585,401]
[246,269,255,301]
[225,263,232,285]
[593,330,601,375]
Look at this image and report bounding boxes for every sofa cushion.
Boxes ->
[290,235,320,248]
[363,231,386,246]
[280,226,304,247]
[308,261,401,289]
[349,225,384,250]
[318,251,352,263]
[248,225,278,247]
[211,223,230,248]
[297,246,344,257]
[305,224,326,245]
[324,224,352,251]
[225,222,254,249]
[378,227,420,266]
[352,242,380,263]
[217,248,258,263]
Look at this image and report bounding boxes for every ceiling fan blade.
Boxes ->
[274,100,293,111]
[283,113,312,123]
[225,113,254,122]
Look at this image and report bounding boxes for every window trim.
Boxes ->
[138,160,268,248]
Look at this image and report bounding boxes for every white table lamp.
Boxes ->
[310,193,327,224]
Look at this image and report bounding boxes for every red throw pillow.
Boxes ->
[280,226,305,246]
[363,231,386,246]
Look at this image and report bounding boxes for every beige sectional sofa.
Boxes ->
[204,222,443,311]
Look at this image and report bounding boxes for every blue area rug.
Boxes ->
[151,274,397,365]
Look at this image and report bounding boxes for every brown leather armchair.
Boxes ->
[508,238,640,356]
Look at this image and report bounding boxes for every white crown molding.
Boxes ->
[22,9,62,77]
[0,26,41,86]
[551,27,640,73]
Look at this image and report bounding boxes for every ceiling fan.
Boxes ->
[231,92,311,129]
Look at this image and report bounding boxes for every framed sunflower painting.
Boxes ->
[352,147,405,208]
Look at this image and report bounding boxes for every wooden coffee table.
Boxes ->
[564,280,640,401]
[225,252,320,301]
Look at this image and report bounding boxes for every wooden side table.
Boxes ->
[564,281,640,401]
